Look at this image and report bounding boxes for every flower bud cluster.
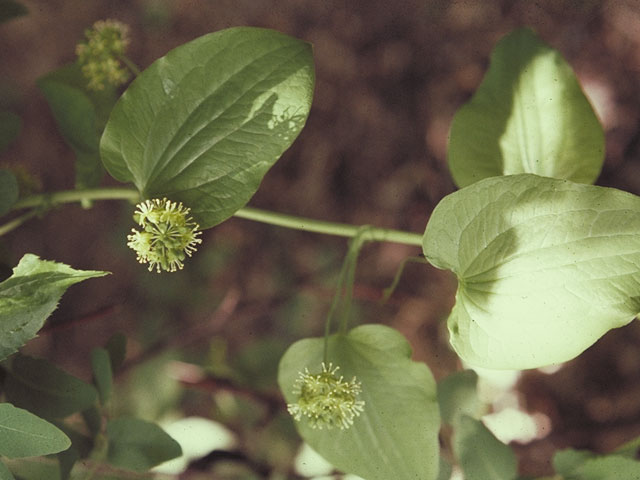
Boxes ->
[127,198,202,273]
[76,19,130,91]
[287,362,365,430]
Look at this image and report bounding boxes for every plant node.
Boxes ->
[287,362,365,430]
[127,198,202,273]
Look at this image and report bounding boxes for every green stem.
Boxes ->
[8,188,424,246]
[0,209,39,236]
[118,54,142,76]
[234,207,423,246]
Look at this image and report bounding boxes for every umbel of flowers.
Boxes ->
[287,363,365,430]
[127,198,203,273]
[76,19,130,90]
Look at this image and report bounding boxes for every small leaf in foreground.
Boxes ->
[106,417,182,472]
[3,354,98,419]
[448,28,604,188]
[423,174,640,369]
[0,403,70,458]
[91,347,113,404]
[453,416,517,480]
[279,324,440,480]
[0,254,108,361]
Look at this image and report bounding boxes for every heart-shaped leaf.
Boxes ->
[423,174,640,369]
[448,28,604,188]
[279,324,440,480]
[100,27,314,229]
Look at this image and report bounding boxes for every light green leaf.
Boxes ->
[106,417,182,472]
[100,26,314,229]
[91,347,113,404]
[0,403,70,458]
[3,354,98,419]
[448,28,604,188]
[38,77,103,189]
[0,169,18,217]
[453,416,517,480]
[278,324,440,480]
[437,370,485,425]
[553,449,595,476]
[423,174,640,369]
[0,462,15,480]
[0,254,108,361]
[0,110,21,153]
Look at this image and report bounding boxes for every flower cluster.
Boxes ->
[76,19,130,91]
[287,363,365,430]
[127,198,202,273]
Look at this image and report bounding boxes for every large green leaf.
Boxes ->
[448,28,604,188]
[0,403,70,458]
[3,355,98,419]
[423,174,640,369]
[100,27,314,229]
[453,416,517,480]
[0,462,15,480]
[106,417,181,472]
[278,324,440,480]
[0,254,109,361]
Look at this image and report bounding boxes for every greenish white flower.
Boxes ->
[127,198,202,273]
[287,362,365,430]
[76,19,130,91]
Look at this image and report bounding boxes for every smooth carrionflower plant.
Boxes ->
[76,19,130,90]
[287,362,365,430]
[127,198,202,273]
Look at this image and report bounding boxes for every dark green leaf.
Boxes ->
[100,27,314,229]
[106,417,181,472]
[105,332,127,372]
[453,416,517,480]
[448,28,604,188]
[37,78,103,189]
[56,446,78,480]
[0,462,15,480]
[0,0,27,24]
[4,355,98,419]
[278,324,441,480]
[0,169,18,217]
[81,406,102,438]
[0,111,21,152]
[437,370,485,425]
[0,403,70,458]
[0,254,108,361]
[91,347,112,404]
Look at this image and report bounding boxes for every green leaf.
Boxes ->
[453,416,517,480]
[105,332,127,372]
[437,370,485,425]
[553,449,595,476]
[37,76,103,189]
[0,0,27,24]
[568,455,640,480]
[278,324,441,480]
[448,28,604,188]
[423,174,640,369]
[0,169,18,217]
[0,111,21,152]
[0,462,15,480]
[100,26,314,229]
[0,254,109,361]
[3,355,98,419]
[90,347,112,404]
[0,403,70,458]
[106,417,182,472]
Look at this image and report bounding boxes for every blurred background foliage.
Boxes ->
[2,0,640,477]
